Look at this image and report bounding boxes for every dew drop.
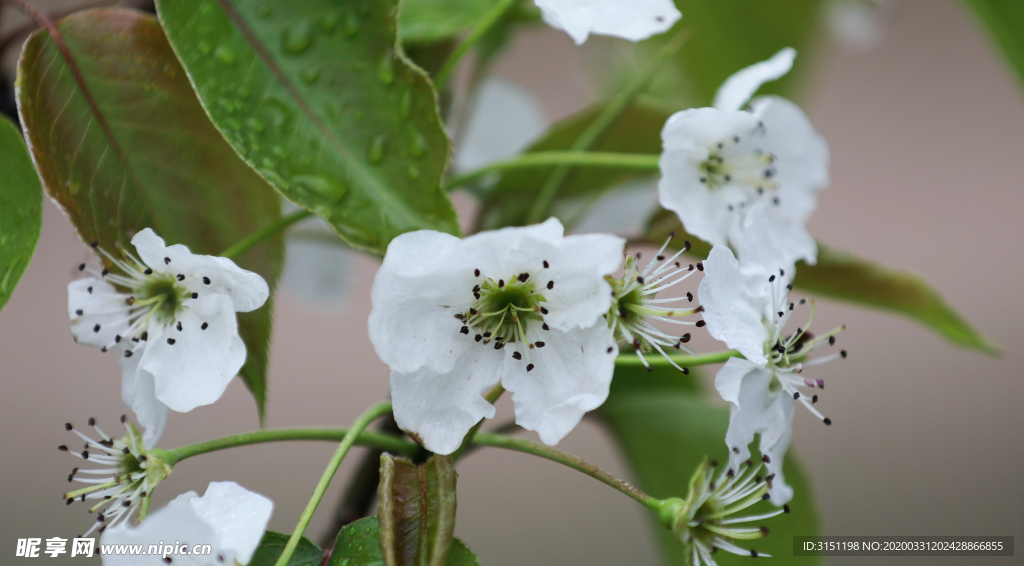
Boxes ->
[258,168,289,189]
[197,40,213,55]
[377,53,395,84]
[281,23,314,55]
[344,12,359,36]
[319,13,339,34]
[368,135,386,163]
[246,117,265,133]
[409,130,427,157]
[214,46,236,65]
[400,90,412,118]
[406,165,420,179]
[299,67,320,85]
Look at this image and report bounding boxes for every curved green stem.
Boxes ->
[473,431,660,511]
[524,29,690,224]
[220,209,313,259]
[615,349,743,368]
[274,402,394,566]
[156,426,418,467]
[447,151,660,191]
[434,0,519,89]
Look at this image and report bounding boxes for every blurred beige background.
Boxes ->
[1,0,1022,564]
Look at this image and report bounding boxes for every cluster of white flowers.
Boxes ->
[370,49,844,533]
[55,5,847,564]
[66,230,274,563]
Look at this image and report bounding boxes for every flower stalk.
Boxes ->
[273,401,394,566]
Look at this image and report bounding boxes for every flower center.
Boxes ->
[698,126,780,208]
[461,273,546,345]
[136,276,188,323]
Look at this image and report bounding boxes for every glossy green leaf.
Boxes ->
[156,0,460,255]
[16,9,283,417]
[400,0,502,43]
[377,454,458,566]
[328,517,479,566]
[600,391,822,566]
[646,210,998,354]
[250,531,323,566]
[963,0,1024,91]
[0,116,42,312]
[477,100,669,230]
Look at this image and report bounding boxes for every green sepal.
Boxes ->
[377,454,458,566]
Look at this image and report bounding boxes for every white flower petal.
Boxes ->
[748,96,830,226]
[714,356,761,406]
[736,201,817,277]
[120,351,168,449]
[507,231,623,331]
[713,47,796,112]
[503,323,618,445]
[100,482,272,566]
[190,482,273,565]
[534,0,681,45]
[368,230,473,375]
[100,491,213,566]
[390,344,502,455]
[68,278,130,348]
[658,108,760,248]
[131,228,269,313]
[140,294,246,413]
[718,365,795,505]
[698,246,769,366]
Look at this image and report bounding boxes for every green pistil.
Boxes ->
[136,276,189,324]
[466,276,545,342]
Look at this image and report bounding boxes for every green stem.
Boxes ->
[451,384,505,461]
[447,151,660,191]
[220,209,313,259]
[273,402,394,566]
[434,0,519,89]
[473,432,660,510]
[614,349,743,368]
[156,426,418,467]
[524,29,691,225]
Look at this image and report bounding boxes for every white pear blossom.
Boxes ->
[658,47,829,272]
[100,481,272,566]
[535,0,681,45]
[68,229,269,447]
[369,219,623,454]
[657,458,790,564]
[699,244,846,505]
[60,416,170,537]
[605,234,704,372]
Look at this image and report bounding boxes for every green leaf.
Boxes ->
[477,100,669,230]
[600,390,822,566]
[646,210,998,354]
[400,0,502,43]
[797,243,998,354]
[377,454,458,566]
[0,116,42,312]
[250,531,323,566]
[156,0,460,255]
[328,517,480,566]
[963,0,1024,91]
[16,9,284,417]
